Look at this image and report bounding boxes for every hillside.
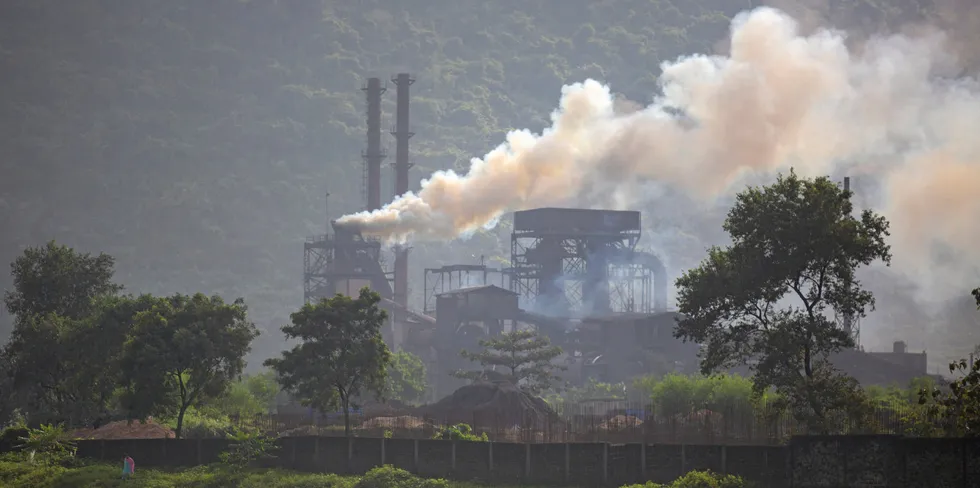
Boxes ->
[0,0,951,362]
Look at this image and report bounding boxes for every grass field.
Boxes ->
[0,457,747,487]
[1,460,501,488]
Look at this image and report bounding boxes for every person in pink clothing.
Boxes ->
[121,454,135,480]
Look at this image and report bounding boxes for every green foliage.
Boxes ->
[2,294,157,426]
[355,465,449,488]
[1,243,134,425]
[266,288,391,437]
[623,470,750,487]
[545,377,626,405]
[454,329,565,395]
[920,356,980,436]
[385,351,428,405]
[220,429,279,469]
[16,424,76,465]
[165,408,236,439]
[214,372,281,417]
[431,423,488,442]
[119,293,259,438]
[675,172,891,431]
[3,240,122,321]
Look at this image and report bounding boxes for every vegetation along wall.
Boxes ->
[69,435,980,487]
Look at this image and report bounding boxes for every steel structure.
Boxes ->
[362,77,387,211]
[390,73,415,308]
[422,263,510,315]
[303,222,392,303]
[510,207,660,316]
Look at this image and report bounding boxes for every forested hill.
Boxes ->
[0,0,939,359]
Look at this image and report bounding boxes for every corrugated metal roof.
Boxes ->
[435,284,518,297]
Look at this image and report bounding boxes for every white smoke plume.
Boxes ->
[338,7,980,300]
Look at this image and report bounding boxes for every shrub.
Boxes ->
[430,423,488,442]
[16,424,75,464]
[220,428,279,468]
[171,408,238,438]
[0,426,29,453]
[622,470,751,487]
[354,465,449,488]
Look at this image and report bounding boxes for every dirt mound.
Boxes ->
[599,415,643,430]
[416,381,558,428]
[360,416,427,429]
[72,419,175,439]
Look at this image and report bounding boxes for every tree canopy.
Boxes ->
[1,242,134,425]
[4,240,122,321]
[265,288,391,437]
[674,172,891,428]
[119,293,259,438]
[385,351,428,405]
[454,328,565,395]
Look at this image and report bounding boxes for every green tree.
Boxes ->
[453,329,565,395]
[213,372,280,418]
[1,242,131,425]
[3,241,122,321]
[1,295,155,425]
[919,286,980,436]
[674,172,891,431]
[385,351,428,405]
[265,288,391,437]
[119,293,258,438]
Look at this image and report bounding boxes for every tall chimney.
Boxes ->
[362,78,386,211]
[841,176,857,345]
[390,73,415,307]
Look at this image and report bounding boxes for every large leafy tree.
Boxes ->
[119,293,258,438]
[4,240,122,321]
[453,329,565,395]
[1,243,131,425]
[265,288,391,437]
[674,172,891,430]
[385,351,428,405]
[3,296,155,426]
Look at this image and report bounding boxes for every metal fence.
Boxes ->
[232,400,947,445]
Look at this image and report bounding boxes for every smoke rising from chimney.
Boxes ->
[337,7,980,297]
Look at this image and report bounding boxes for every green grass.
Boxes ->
[0,460,534,488]
[0,458,750,488]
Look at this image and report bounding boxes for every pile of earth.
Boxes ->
[71,419,175,439]
[599,415,643,430]
[414,380,559,428]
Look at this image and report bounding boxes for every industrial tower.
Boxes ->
[390,73,414,308]
[362,78,387,212]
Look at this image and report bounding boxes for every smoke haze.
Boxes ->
[338,7,980,359]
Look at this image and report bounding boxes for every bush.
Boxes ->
[430,423,488,442]
[220,428,279,468]
[0,426,29,453]
[354,465,449,488]
[169,408,237,438]
[16,424,76,465]
[622,470,751,488]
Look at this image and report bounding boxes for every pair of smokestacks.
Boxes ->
[362,74,414,307]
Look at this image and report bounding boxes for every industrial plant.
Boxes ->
[302,74,934,399]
